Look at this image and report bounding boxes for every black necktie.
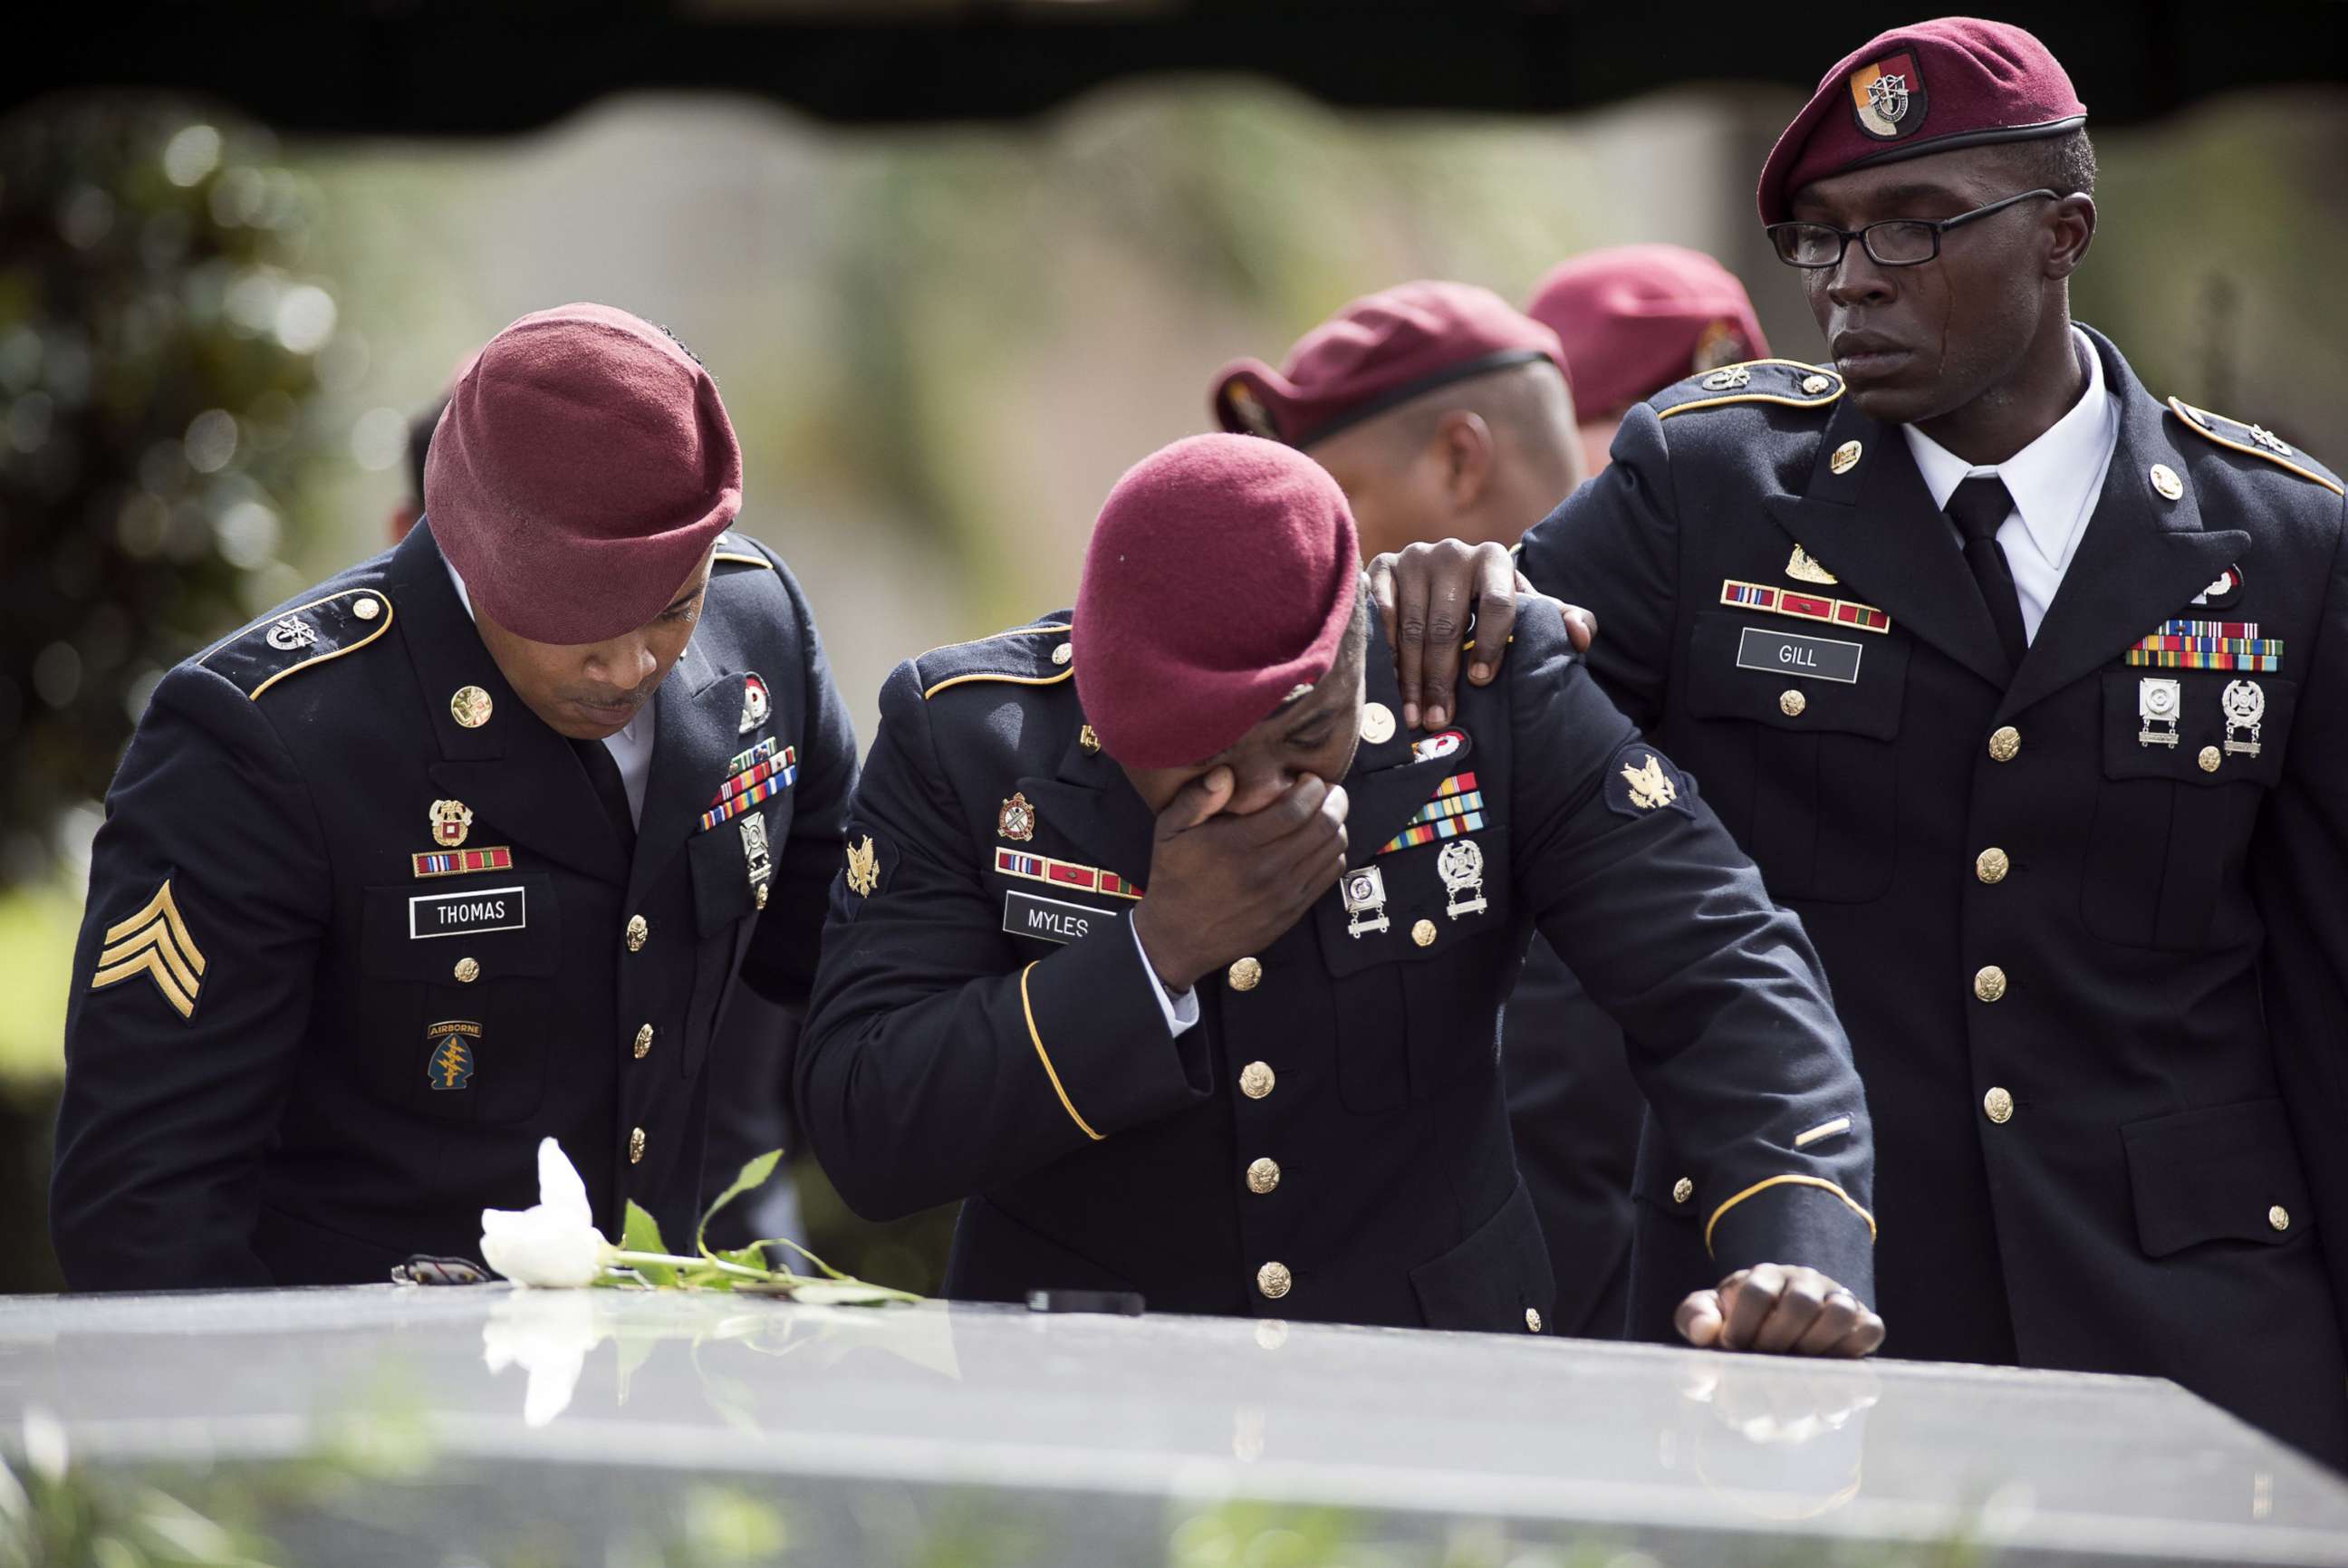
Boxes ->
[1948,474,2028,676]
[571,737,636,857]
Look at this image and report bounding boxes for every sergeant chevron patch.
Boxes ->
[90,879,207,1020]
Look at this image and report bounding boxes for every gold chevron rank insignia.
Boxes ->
[90,880,207,1020]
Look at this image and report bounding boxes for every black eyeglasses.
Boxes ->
[1766,188,2060,269]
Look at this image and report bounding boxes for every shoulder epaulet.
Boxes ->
[199,588,395,700]
[914,618,1074,700]
[2167,399,2343,497]
[1651,359,1844,420]
[710,530,776,571]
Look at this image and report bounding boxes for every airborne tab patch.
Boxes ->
[90,879,207,1020]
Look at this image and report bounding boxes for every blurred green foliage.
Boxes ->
[0,99,348,890]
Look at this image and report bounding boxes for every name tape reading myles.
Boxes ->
[408,884,526,940]
[1002,890,1125,946]
[1736,626,1864,684]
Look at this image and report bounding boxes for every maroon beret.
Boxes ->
[1525,245,1770,419]
[1757,17,2088,226]
[425,303,743,645]
[1073,435,1360,769]
[1210,281,1568,449]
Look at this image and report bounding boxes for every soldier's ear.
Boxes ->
[1436,410,1496,511]
[2045,193,2094,281]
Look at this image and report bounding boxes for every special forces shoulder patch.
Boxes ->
[425,1019,480,1092]
[1603,741,1697,822]
[914,619,1075,701]
[1652,360,1844,421]
[200,588,394,700]
[2166,398,2344,497]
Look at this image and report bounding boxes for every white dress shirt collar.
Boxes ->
[1902,326,2116,575]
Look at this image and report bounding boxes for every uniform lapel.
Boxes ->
[392,523,630,887]
[628,637,746,909]
[1761,398,2013,691]
[1997,332,2250,723]
[1343,617,1463,867]
[1012,721,1159,897]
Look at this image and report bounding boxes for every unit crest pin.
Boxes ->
[1437,839,1487,921]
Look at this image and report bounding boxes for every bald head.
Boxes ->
[1304,357,1582,564]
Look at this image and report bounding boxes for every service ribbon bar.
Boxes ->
[710,746,798,808]
[699,763,798,832]
[994,847,1142,899]
[1720,579,1893,635]
[724,736,780,778]
[1381,810,1488,856]
[411,846,515,879]
[2124,620,2284,671]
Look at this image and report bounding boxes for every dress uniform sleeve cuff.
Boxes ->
[1704,1175,1878,1304]
[1019,920,1215,1139]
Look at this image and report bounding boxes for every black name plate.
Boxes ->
[1737,626,1862,685]
[409,884,525,939]
[1003,890,1122,947]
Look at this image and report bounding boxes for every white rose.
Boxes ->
[479,1138,612,1288]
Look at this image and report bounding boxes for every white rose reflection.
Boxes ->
[480,1289,961,1429]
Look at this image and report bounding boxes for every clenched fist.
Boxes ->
[1677,1265,1886,1358]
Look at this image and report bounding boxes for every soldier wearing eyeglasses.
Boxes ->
[1368,17,2348,1465]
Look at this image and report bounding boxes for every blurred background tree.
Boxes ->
[0,98,344,888]
[0,99,349,1289]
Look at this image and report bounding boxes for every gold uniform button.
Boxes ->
[1988,726,2021,763]
[351,596,380,620]
[1801,373,1833,396]
[1973,965,2007,1003]
[1525,1307,1544,1333]
[449,685,493,728]
[1779,688,1807,717]
[2270,1206,2292,1233]
[1051,641,1073,666]
[628,1127,647,1164]
[1227,956,1263,992]
[1976,847,2010,884]
[1239,1061,1275,1100]
[1670,1177,1694,1206]
[1246,1158,1281,1195]
[453,957,480,984]
[1411,919,1437,948]
[1984,1086,2015,1124]
[1256,1261,1292,1300]
[632,1024,654,1060]
[625,914,650,952]
[2199,746,2222,774]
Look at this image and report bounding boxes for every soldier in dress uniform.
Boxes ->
[1208,282,1637,1340]
[52,303,857,1290]
[1371,18,2348,1464]
[800,433,1885,1356]
[1525,244,1770,478]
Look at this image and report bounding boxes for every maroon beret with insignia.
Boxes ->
[1757,17,2089,226]
[425,303,743,645]
[1209,281,1568,449]
[1073,435,1360,769]
[1525,245,1771,419]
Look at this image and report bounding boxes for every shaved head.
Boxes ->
[1304,358,1582,563]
